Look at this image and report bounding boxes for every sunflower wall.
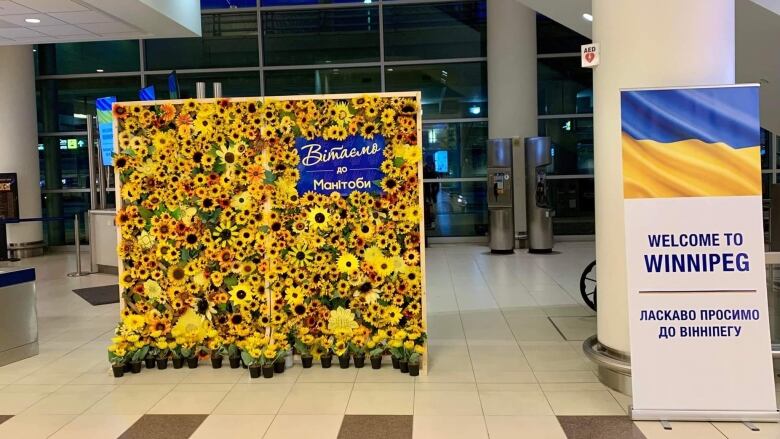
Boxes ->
[113,93,426,369]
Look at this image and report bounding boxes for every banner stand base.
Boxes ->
[631,408,780,423]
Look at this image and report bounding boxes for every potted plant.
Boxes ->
[407,347,423,377]
[128,344,150,374]
[294,329,315,368]
[388,330,408,372]
[367,336,386,369]
[272,333,289,374]
[350,340,367,369]
[171,309,212,369]
[153,338,170,369]
[171,344,184,369]
[273,350,287,374]
[312,336,333,368]
[240,347,263,379]
[227,343,241,368]
[334,338,350,369]
[108,341,128,378]
[208,335,227,369]
[144,351,156,369]
[262,344,278,378]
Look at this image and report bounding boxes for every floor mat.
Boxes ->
[73,284,119,305]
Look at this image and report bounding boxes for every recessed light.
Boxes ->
[25,18,41,24]
[96,69,104,73]
[582,13,593,22]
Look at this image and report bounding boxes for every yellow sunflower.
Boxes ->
[336,253,359,274]
[307,207,330,231]
[230,283,255,306]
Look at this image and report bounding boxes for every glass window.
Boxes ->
[264,67,380,96]
[384,1,486,61]
[202,0,257,8]
[144,12,259,70]
[385,62,487,119]
[146,71,261,98]
[549,178,595,235]
[760,127,772,170]
[537,14,591,54]
[538,117,593,175]
[262,7,379,66]
[422,121,487,179]
[41,193,90,246]
[38,136,90,190]
[37,41,140,75]
[261,0,365,6]
[538,56,593,115]
[424,181,487,237]
[36,76,141,132]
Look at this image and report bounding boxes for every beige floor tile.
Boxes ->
[1,384,62,393]
[263,414,343,439]
[540,382,607,391]
[413,415,489,439]
[635,421,727,439]
[485,415,567,439]
[119,368,190,385]
[278,382,352,415]
[544,390,626,416]
[355,365,416,383]
[712,422,780,439]
[178,367,244,384]
[346,382,414,415]
[235,366,302,385]
[533,370,599,383]
[173,383,234,392]
[295,365,358,383]
[213,384,292,415]
[0,391,50,414]
[23,385,115,415]
[474,369,538,384]
[479,389,553,416]
[49,414,141,439]
[608,389,633,413]
[15,372,82,386]
[147,390,229,414]
[66,370,120,385]
[414,385,482,415]
[548,316,596,341]
[505,316,565,342]
[86,384,174,415]
[0,414,76,439]
[191,414,274,438]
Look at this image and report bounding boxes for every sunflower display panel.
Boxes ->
[111,92,428,375]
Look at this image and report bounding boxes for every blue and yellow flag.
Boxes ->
[621,86,760,199]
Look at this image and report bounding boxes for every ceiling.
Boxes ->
[0,0,201,45]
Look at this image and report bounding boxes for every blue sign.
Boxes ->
[96,96,116,166]
[295,135,385,195]
[139,85,156,101]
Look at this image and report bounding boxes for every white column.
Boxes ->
[593,0,735,353]
[487,0,537,233]
[0,45,43,247]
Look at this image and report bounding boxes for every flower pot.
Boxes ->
[262,364,274,378]
[274,360,285,374]
[301,355,313,368]
[211,356,223,369]
[123,363,132,373]
[249,365,261,379]
[186,357,199,369]
[130,361,142,374]
[320,355,332,369]
[112,364,125,378]
[172,357,184,369]
[353,354,365,368]
[338,355,350,369]
[399,360,409,373]
[156,359,168,370]
[229,357,241,369]
[408,363,420,377]
[391,356,400,369]
[370,355,382,369]
[144,358,156,369]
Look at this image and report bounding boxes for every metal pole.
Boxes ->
[213,82,222,98]
[196,82,206,99]
[67,214,90,277]
[86,117,97,210]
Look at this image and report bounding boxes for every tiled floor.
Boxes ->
[0,244,777,438]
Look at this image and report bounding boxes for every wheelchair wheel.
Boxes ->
[579,260,597,311]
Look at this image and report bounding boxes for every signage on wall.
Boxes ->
[96,96,117,166]
[621,85,778,422]
[581,43,599,68]
[295,134,385,195]
[0,173,19,219]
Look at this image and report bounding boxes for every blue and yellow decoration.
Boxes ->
[621,86,760,199]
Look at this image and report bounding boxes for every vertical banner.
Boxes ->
[96,96,117,166]
[622,85,779,422]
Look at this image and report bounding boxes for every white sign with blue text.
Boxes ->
[622,85,778,422]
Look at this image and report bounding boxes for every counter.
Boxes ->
[89,209,118,274]
[0,267,38,366]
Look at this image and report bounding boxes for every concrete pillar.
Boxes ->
[487,0,537,234]
[593,0,735,354]
[0,45,43,250]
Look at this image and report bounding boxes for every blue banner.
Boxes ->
[295,134,385,195]
[96,96,116,166]
[139,85,156,101]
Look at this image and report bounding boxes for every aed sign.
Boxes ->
[581,43,599,68]
[295,134,385,196]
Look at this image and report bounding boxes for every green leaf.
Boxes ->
[181,347,193,358]
[138,207,153,220]
[393,157,405,167]
[240,350,255,366]
[181,248,191,263]
[263,170,277,184]
[170,208,182,220]
[223,276,238,288]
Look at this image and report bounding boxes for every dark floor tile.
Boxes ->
[557,416,646,439]
[118,414,207,439]
[0,415,12,425]
[338,415,413,439]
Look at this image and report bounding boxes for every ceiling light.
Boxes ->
[582,13,593,22]
[96,69,104,73]
[25,18,41,24]
[468,105,481,116]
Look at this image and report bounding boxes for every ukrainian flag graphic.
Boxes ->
[621,86,761,199]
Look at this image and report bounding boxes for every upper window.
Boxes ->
[201,0,257,8]
[37,41,140,76]
[146,71,261,99]
[383,1,486,61]
[262,7,379,66]
[260,0,365,5]
[265,67,380,96]
[144,12,259,70]
[536,14,590,54]
[538,57,593,115]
